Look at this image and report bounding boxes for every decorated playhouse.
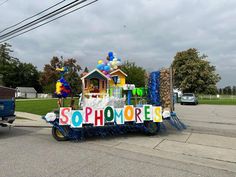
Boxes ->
[81,69,110,98]
[81,68,127,99]
[43,52,186,141]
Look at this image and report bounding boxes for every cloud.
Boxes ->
[0,0,235,87]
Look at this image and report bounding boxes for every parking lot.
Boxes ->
[0,104,236,177]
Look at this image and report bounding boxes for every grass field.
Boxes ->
[15,97,236,115]
[16,98,78,115]
[199,99,236,105]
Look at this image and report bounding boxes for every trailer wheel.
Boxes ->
[52,126,68,141]
[145,122,159,135]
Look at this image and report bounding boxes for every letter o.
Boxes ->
[72,111,83,127]
[104,106,114,122]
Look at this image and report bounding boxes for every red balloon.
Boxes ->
[102,70,108,75]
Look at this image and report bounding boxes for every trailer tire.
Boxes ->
[52,126,68,141]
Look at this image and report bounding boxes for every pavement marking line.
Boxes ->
[88,136,164,149]
[183,120,236,132]
[187,133,236,150]
[158,131,191,142]
[114,142,236,173]
[155,140,236,163]
[153,139,165,149]
[185,132,192,143]
[115,136,164,148]
[78,142,212,177]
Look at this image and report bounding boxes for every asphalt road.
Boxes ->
[0,104,236,177]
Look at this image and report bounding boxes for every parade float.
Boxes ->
[43,52,186,141]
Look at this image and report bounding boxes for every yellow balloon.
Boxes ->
[98,60,103,64]
[56,81,62,94]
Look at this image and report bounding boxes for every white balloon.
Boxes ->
[111,61,116,66]
[117,61,121,66]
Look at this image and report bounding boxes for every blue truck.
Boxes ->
[0,86,16,127]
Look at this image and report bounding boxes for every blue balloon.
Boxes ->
[59,78,66,83]
[100,66,104,71]
[108,51,113,58]
[108,52,115,61]
[104,65,110,72]
[109,56,114,61]
[97,64,103,70]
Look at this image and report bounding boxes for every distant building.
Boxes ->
[16,87,37,98]
[174,89,182,98]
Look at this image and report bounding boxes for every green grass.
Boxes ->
[16,99,78,115]
[15,97,236,116]
[199,99,236,105]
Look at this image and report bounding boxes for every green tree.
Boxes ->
[233,86,236,95]
[0,43,13,62]
[223,86,232,95]
[64,58,82,96]
[40,56,82,96]
[3,61,42,92]
[0,43,14,86]
[0,43,42,91]
[218,88,223,95]
[172,48,221,94]
[39,56,61,93]
[120,61,147,87]
[84,67,89,73]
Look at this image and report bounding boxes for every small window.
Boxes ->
[117,77,121,84]
[112,75,121,84]
[90,78,99,90]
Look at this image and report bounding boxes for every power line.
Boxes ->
[0,0,98,43]
[0,0,9,7]
[0,0,87,40]
[0,0,67,34]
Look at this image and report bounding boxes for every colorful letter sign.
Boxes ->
[59,105,163,128]
[59,107,71,125]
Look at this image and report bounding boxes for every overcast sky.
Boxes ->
[0,0,235,87]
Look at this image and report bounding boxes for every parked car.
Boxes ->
[180,93,198,105]
[0,86,16,127]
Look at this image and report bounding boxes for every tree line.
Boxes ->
[0,43,84,96]
[1,43,222,95]
[218,86,236,95]
[0,43,42,92]
[0,43,147,96]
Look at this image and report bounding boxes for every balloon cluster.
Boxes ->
[96,51,122,78]
[55,67,71,98]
